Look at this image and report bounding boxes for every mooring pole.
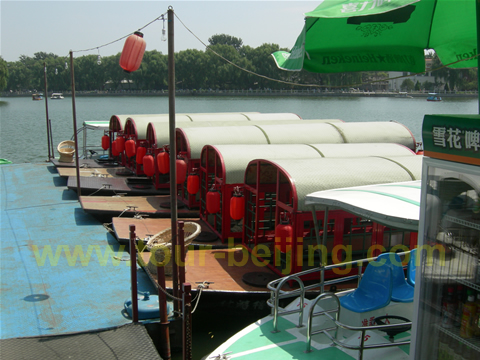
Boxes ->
[167,6,180,316]
[157,264,171,360]
[69,51,81,197]
[182,283,192,360]
[43,62,52,160]
[129,224,138,323]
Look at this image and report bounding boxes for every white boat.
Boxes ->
[208,181,421,360]
[395,92,413,98]
[51,93,64,99]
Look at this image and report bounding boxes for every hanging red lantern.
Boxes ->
[136,146,147,164]
[116,136,125,153]
[206,188,221,214]
[230,188,245,220]
[112,140,120,156]
[119,31,146,73]
[101,135,110,150]
[143,155,155,177]
[187,173,200,195]
[176,157,187,184]
[275,216,293,254]
[157,151,169,174]
[125,139,136,158]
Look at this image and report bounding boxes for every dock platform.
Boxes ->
[0,163,156,340]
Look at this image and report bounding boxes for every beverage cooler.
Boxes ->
[411,114,480,359]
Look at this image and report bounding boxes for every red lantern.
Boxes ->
[136,146,147,164]
[125,139,136,158]
[206,189,221,214]
[157,151,169,174]
[119,31,146,73]
[143,155,154,177]
[176,158,187,184]
[116,136,125,153]
[187,174,200,195]
[112,140,120,156]
[275,217,293,254]
[101,135,110,150]
[230,193,245,220]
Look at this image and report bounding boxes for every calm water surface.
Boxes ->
[1,95,478,164]
[1,95,478,359]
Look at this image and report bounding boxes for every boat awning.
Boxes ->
[83,121,110,130]
[305,181,421,231]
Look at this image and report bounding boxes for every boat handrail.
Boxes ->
[266,275,305,332]
[266,251,413,335]
[307,292,411,360]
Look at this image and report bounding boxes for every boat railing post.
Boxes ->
[157,263,171,360]
[182,282,192,360]
[129,224,138,323]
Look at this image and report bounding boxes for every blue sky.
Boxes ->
[1,1,320,62]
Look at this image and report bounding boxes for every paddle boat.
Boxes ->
[427,93,442,101]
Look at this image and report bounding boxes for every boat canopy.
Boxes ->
[202,143,415,185]
[147,119,343,149]
[245,155,423,212]
[178,121,417,160]
[125,112,301,142]
[305,181,421,231]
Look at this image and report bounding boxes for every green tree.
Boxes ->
[400,78,415,91]
[0,57,8,90]
[208,34,243,51]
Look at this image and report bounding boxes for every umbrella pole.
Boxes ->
[477,0,480,113]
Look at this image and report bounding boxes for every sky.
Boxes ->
[1,1,321,62]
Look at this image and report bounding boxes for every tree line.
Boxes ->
[0,34,477,93]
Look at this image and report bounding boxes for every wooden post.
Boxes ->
[166,6,180,317]
[157,264,171,360]
[182,283,192,360]
[69,51,81,197]
[129,224,138,323]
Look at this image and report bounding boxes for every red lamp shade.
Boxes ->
[101,135,110,150]
[176,158,187,184]
[143,155,155,177]
[275,221,293,254]
[136,146,147,164]
[116,136,125,153]
[157,151,169,174]
[112,140,120,156]
[187,174,200,195]
[119,31,146,73]
[125,139,136,158]
[206,190,221,214]
[230,194,245,220]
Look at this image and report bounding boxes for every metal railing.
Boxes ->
[266,250,413,358]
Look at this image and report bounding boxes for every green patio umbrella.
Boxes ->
[272,0,478,74]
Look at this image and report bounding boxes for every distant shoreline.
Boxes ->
[2,89,478,99]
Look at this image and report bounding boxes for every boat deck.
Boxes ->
[80,194,199,219]
[51,158,120,168]
[0,163,156,339]
[68,176,169,196]
[57,166,126,178]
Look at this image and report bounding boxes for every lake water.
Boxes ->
[1,94,478,359]
[1,95,478,164]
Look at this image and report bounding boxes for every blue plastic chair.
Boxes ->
[340,257,393,313]
[377,252,414,303]
[407,249,417,287]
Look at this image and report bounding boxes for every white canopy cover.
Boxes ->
[305,180,421,231]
